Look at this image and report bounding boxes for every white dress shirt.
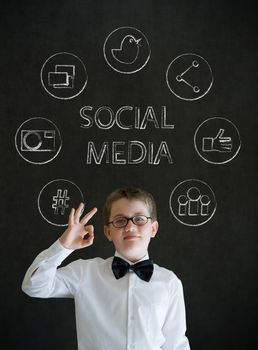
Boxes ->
[22,240,190,350]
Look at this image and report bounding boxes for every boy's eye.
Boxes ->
[113,217,127,226]
[134,215,146,224]
[111,215,150,227]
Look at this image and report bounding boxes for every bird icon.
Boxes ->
[111,35,142,64]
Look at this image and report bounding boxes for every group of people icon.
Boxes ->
[177,187,211,217]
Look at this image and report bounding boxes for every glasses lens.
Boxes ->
[133,215,148,225]
[113,217,127,228]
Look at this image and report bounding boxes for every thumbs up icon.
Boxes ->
[202,128,233,153]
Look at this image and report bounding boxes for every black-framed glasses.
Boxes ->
[108,215,152,228]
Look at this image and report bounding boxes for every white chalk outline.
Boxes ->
[169,179,217,226]
[166,53,213,101]
[20,130,56,152]
[15,117,62,164]
[38,179,84,226]
[80,105,174,130]
[52,189,70,215]
[111,35,142,64]
[194,117,241,164]
[85,140,173,165]
[103,26,151,74]
[40,52,88,99]
[48,64,75,88]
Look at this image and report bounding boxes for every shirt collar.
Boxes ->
[114,251,149,265]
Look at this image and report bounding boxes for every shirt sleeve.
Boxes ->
[21,240,79,299]
[161,278,191,350]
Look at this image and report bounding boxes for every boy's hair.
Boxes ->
[103,187,157,224]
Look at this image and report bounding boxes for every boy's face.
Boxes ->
[104,198,158,262]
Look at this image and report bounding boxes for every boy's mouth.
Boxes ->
[124,234,140,240]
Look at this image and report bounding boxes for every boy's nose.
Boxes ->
[125,226,137,232]
[125,219,136,230]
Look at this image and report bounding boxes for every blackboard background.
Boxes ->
[1,0,257,349]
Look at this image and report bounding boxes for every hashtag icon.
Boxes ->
[52,189,70,215]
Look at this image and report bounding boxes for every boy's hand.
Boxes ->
[59,203,98,250]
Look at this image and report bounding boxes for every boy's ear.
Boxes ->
[104,225,112,241]
[151,220,159,238]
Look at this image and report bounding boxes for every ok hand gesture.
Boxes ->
[59,203,98,250]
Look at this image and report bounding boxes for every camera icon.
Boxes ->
[21,130,56,152]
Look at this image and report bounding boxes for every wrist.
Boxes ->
[58,237,74,251]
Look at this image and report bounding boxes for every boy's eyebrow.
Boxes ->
[112,212,148,219]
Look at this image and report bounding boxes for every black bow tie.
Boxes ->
[112,256,154,282]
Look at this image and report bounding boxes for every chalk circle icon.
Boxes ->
[194,117,241,164]
[166,53,213,101]
[103,26,151,74]
[38,179,84,226]
[15,117,62,164]
[169,179,217,227]
[40,52,88,99]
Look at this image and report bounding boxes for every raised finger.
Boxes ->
[80,207,98,225]
[68,207,75,225]
[74,203,85,223]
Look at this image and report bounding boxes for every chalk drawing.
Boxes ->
[52,189,70,215]
[103,27,151,74]
[202,129,232,153]
[48,65,75,89]
[80,105,174,130]
[194,117,241,164]
[85,140,173,165]
[41,52,88,99]
[38,179,84,226]
[15,117,62,164]
[166,53,213,101]
[169,179,216,226]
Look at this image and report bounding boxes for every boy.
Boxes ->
[22,187,190,350]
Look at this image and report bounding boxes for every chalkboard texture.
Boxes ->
[1,0,257,349]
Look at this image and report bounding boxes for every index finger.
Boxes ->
[80,207,98,225]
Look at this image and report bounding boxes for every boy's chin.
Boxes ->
[117,245,148,262]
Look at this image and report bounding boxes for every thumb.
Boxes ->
[215,128,224,139]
